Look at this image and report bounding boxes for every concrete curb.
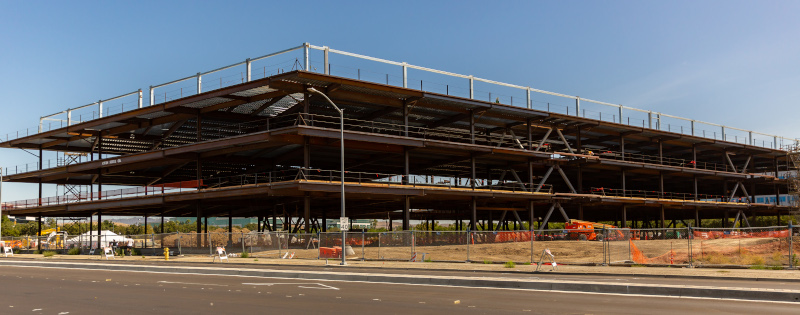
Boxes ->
[2,260,799,303]
[10,256,800,284]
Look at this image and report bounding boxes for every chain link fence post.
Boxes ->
[790,222,794,269]
[466,229,471,262]
[411,228,415,258]
[529,228,534,264]
[687,226,692,267]
[602,227,608,265]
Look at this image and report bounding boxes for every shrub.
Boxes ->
[42,251,56,257]
[743,255,765,267]
[132,248,142,256]
[67,247,81,255]
[504,261,516,268]
[33,250,41,255]
[240,251,250,258]
[705,252,731,265]
[424,257,432,262]
[771,251,783,263]
[483,259,491,264]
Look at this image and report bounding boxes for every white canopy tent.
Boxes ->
[66,230,135,248]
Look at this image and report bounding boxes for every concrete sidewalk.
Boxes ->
[2,253,800,303]
[3,253,799,281]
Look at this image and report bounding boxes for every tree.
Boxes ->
[1,215,19,237]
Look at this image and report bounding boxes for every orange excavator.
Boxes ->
[565,219,627,241]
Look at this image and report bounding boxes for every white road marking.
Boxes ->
[299,283,339,290]
[157,281,228,287]
[243,282,340,290]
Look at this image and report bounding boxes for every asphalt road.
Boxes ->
[37,258,800,291]
[0,265,797,314]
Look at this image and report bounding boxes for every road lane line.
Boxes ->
[157,281,228,287]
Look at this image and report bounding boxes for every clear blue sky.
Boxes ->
[1,0,799,202]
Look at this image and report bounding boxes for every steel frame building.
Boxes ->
[1,46,798,236]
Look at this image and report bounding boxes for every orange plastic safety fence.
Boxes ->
[692,230,789,240]
[629,240,648,264]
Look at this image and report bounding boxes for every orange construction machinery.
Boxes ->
[565,219,626,241]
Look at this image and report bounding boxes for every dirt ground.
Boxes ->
[232,237,800,267]
[146,232,800,267]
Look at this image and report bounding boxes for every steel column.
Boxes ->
[469,110,475,144]
[402,62,408,88]
[658,140,663,164]
[621,170,626,197]
[526,87,531,109]
[471,197,477,230]
[529,200,535,230]
[695,207,700,227]
[469,76,474,99]
[526,118,532,150]
[96,212,102,248]
[403,196,411,230]
[196,204,202,247]
[622,205,627,228]
[196,72,202,94]
[303,42,309,71]
[403,148,410,185]
[246,58,251,82]
[470,155,476,189]
[228,209,233,245]
[37,215,42,251]
[323,46,329,74]
[304,193,311,232]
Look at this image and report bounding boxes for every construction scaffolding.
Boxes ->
[58,152,88,203]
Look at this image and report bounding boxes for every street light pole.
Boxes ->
[307,87,346,265]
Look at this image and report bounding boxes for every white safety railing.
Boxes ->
[4,42,796,151]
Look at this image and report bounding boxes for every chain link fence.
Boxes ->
[1,226,795,268]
